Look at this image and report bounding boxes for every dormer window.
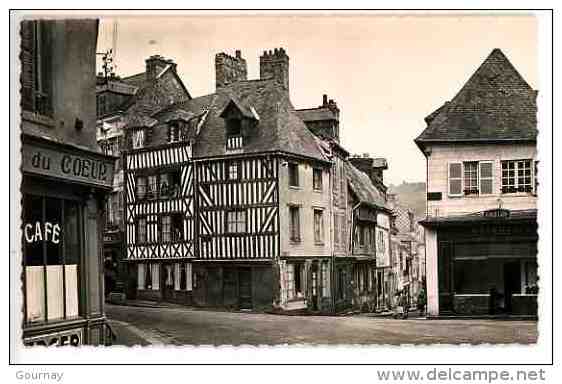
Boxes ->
[226,119,243,150]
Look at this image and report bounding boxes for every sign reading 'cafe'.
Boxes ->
[22,141,115,189]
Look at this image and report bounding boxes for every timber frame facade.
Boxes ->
[120,48,391,312]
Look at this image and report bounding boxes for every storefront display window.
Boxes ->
[23,194,81,324]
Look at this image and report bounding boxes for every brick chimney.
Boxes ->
[260,48,289,92]
[146,55,176,81]
[215,50,247,89]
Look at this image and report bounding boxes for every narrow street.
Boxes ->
[106,304,538,346]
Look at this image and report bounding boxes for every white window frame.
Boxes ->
[501,159,534,194]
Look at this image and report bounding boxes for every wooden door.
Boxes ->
[238,268,252,309]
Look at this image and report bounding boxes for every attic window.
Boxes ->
[226,119,242,137]
[226,119,243,151]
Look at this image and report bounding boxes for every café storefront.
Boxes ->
[421,209,538,317]
[21,134,115,346]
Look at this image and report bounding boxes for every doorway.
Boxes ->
[238,268,252,309]
[503,261,521,313]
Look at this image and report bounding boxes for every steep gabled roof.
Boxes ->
[344,161,387,209]
[153,79,327,161]
[415,49,537,150]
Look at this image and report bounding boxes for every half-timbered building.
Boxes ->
[96,55,191,300]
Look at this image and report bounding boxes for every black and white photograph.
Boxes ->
[7,7,556,378]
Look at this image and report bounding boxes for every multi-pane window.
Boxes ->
[289,206,300,242]
[132,129,145,149]
[449,161,494,196]
[463,162,478,194]
[171,214,184,241]
[288,163,299,187]
[161,215,171,242]
[501,160,533,193]
[23,195,80,324]
[313,209,324,244]
[147,175,158,199]
[136,176,146,199]
[137,217,147,243]
[226,210,246,233]
[228,161,240,180]
[313,168,323,191]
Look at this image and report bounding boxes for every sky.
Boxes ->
[96,13,538,186]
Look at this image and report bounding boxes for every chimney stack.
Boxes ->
[146,55,176,81]
[259,47,289,93]
[215,50,248,90]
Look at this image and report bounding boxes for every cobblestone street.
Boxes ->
[106,304,538,346]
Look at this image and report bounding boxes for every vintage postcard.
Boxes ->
[9,10,553,370]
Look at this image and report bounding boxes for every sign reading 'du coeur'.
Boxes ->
[22,143,114,189]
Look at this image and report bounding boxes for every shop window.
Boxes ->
[313,168,322,191]
[175,263,193,291]
[313,209,324,244]
[502,159,533,193]
[226,209,247,233]
[289,206,300,242]
[137,264,145,289]
[287,263,304,300]
[524,261,538,294]
[453,259,490,294]
[288,163,299,187]
[23,195,81,324]
[321,262,329,298]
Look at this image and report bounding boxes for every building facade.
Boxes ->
[19,19,115,346]
[415,49,538,317]
[119,48,391,313]
[96,55,191,300]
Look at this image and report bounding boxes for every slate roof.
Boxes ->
[415,49,537,149]
[295,107,337,122]
[121,72,148,88]
[344,161,387,209]
[153,79,327,161]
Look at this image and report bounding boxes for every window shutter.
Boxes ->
[20,20,35,112]
[479,161,494,195]
[38,20,53,116]
[448,162,463,196]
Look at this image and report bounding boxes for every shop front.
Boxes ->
[422,209,538,317]
[21,135,115,345]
